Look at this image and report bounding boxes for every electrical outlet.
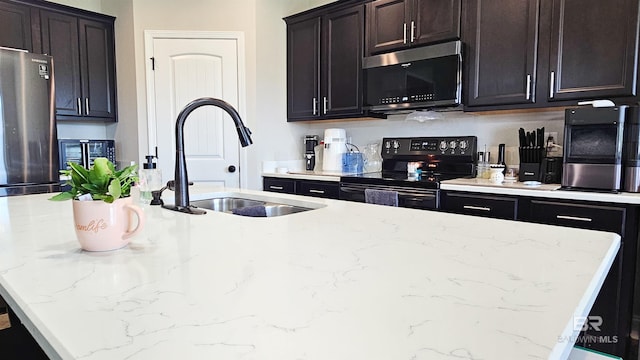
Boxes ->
[544,132,559,145]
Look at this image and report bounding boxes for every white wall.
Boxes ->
[47,0,567,189]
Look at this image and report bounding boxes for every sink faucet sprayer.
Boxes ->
[162,97,253,215]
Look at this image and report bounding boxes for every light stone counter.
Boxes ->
[0,188,620,360]
[441,178,640,204]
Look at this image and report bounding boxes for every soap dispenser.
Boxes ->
[139,155,162,204]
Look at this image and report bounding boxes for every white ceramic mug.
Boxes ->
[72,197,145,251]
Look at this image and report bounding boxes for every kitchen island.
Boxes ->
[0,188,620,360]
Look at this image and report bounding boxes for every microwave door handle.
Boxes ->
[81,142,89,168]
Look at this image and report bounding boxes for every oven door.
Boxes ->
[339,183,439,210]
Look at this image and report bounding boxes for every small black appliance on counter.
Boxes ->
[561,106,626,192]
[304,135,319,171]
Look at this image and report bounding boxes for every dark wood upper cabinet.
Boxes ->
[40,10,82,117]
[40,9,116,121]
[548,0,639,101]
[322,5,364,117]
[0,0,117,122]
[465,0,540,106]
[366,0,460,55]
[285,3,365,121]
[464,0,640,110]
[286,16,321,120]
[0,1,33,52]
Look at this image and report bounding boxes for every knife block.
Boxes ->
[519,162,542,182]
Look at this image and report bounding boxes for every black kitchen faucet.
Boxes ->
[161,97,253,215]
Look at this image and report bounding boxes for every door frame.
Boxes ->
[143,30,248,188]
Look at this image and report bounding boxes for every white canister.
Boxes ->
[489,165,505,184]
[322,128,347,172]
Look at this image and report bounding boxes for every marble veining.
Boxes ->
[0,188,620,360]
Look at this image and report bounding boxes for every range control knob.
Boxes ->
[449,140,457,150]
[393,140,400,150]
[385,141,391,149]
[459,140,468,150]
[439,140,448,151]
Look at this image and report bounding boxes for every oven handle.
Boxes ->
[339,185,437,198]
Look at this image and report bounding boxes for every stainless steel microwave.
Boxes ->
[363,40,462,113]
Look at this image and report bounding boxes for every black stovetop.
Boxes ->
[340,171,472,189]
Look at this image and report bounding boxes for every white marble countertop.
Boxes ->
[441,178,640,204]
[0,188,620,360]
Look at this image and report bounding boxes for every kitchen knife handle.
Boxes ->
[525,74,531,100]
[312,97,317,115]
[403,23,407,44]
[85,98,90,115]
[549,71,555,98]
[556,215,592,222]
[77,98,82,115]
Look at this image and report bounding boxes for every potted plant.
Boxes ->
[50,158,145,251]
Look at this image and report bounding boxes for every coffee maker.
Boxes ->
[304,135,319,171]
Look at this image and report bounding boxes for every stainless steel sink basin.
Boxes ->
[190,197,265,213]
[264,204,310,217]
[190,196,317,217]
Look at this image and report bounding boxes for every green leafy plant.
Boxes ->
[49,157,138,203]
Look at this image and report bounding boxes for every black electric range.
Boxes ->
[339,136,477,209]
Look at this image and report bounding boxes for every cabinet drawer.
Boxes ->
[263,178,295,194]
[297,180,339,199]
[442,192,518,220]
[527,199,626,235]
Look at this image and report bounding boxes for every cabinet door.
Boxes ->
[0,1,32,52]
[263,177,296,194]
[548,0,639,101]
[524,199,627,356]
[286,16,321,121]
[366,0,408,55]
[464,0,539,106]
[297,180,339,199]
[40,10,82,117]
[441,191,519,220]
[78,18,116,120]
[322,5,364,117]
[411,0,460,46]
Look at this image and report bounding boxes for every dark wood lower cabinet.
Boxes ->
[0,305,49,360]
[442,190,638,358]
[440,191,519,220]
[263,177,339,199]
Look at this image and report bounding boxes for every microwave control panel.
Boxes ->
[379,94,435,105]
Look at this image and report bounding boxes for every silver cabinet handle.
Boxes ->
[77,98,82,115]
[269,185,284,190]
[556,215,592,222]
[463,205,491,212]
[403,23,407,44]
[323,96,327,115]
[410,21,415,42]
[309,189,325,194]
[85,98,90,115]
[312,97,317,115]
[549,71,555,98]
[526,74,531,100]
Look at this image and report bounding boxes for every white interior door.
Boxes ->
[146,34,243,187]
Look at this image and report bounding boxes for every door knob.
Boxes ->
[228,165,236,173]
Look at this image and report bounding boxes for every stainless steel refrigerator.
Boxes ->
[0,47,59,197]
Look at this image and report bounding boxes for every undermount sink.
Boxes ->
[190,196,319,217]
